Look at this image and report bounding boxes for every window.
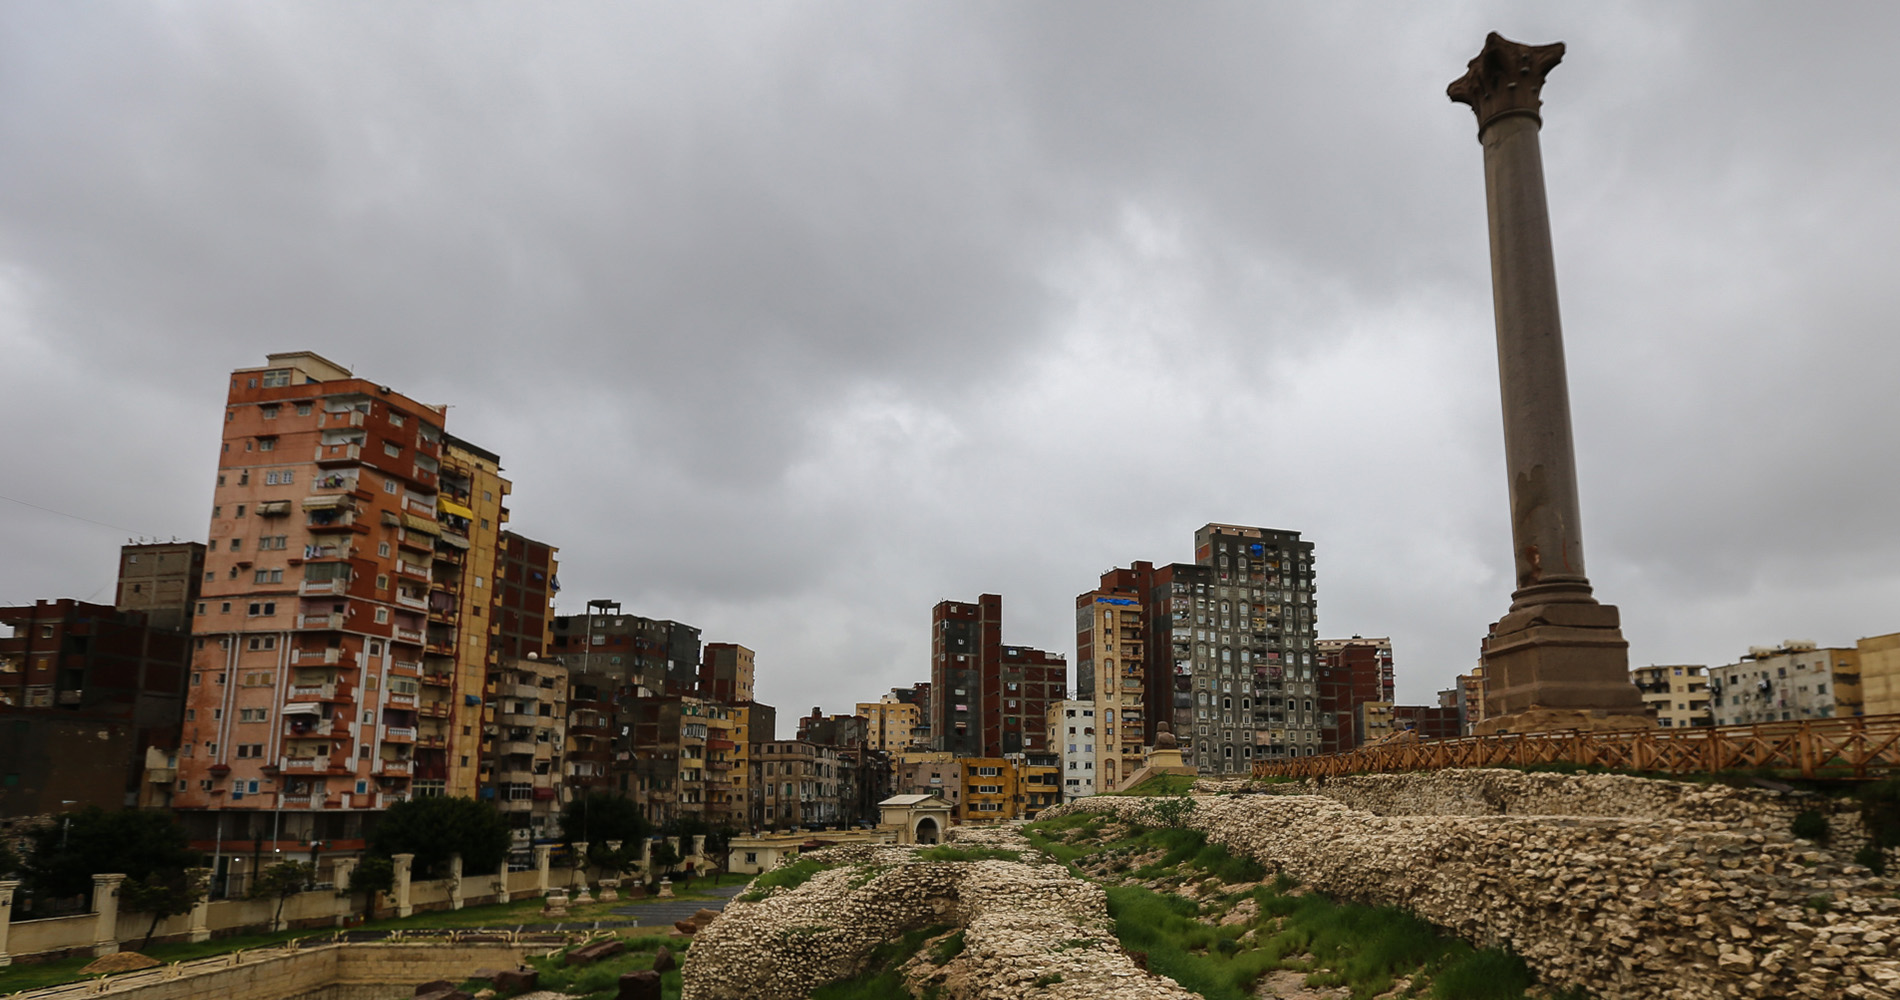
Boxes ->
[296,403,312,416]
[374,608,389,623]
[253,568,284,584]
[384,479,398,494]
[384,442,401,457]
[258,437,275,452]
[389,412,405,427]
[230,538,242,551]
[247,602,276,616]
[378,542,391,557]
[262,369,291,388]
[261,405,279,419]
[245,636,277,650]
[235,504,246,517]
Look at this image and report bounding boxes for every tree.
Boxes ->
[121,868,208,950]
[0,840,20,878]
[647,840,681,886]
[367,797,510,879]
[348,855,395,922]
[23,807,201,901]
[558,792,649,873]
[251,861,315,930]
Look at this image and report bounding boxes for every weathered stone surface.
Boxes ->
[492,968,539,993]
[651,946,677,973]
[568,939,627,965]
[617,970,663,1000]
[414,979,456,995]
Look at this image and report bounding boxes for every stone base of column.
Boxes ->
[1475,601,1653,735]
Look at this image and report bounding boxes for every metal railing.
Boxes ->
[1251,712,1900,781]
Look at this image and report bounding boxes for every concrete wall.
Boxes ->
[5,944,530,1000]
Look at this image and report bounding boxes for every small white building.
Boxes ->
[1048,700,1097,800]
[1708,641,1855,726]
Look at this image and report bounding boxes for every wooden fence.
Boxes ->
[1251,713,1900,781]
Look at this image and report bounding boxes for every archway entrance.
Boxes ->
[914,817,940,844]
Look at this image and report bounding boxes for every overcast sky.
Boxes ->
[5,3,1899,716]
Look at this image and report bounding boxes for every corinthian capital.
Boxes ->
[1448,32,1565,132]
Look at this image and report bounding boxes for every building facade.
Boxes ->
[1074,580,1146,791]
[1631,665,1713,728]
[1708,642,1860,726]
[1315,637,1396,753]
[115,543,206,632]
[176,352,451,843]
[1048,700,1098,799]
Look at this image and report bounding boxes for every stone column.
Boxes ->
[690,835,706,864]
[0,879,19,966]
[494,860,512,905]
[570,842,592,903]
[533,845,552,896]
[391,853,415,919]
[329,857,358,927]
[91,873,126,957]
[185,867,213,941]
[448,853,464,911]
[1448,32,1648,734]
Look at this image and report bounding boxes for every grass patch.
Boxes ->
[915,845,1022,863]
[1113,774,1199,796]
[518,930,689,1000]
[737,856,831,901]
[809,923,953,1000]
[929,929,966,964]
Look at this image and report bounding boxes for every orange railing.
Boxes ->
[1251,713,1900,781]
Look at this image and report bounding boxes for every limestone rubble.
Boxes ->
[684,769,1900,1000]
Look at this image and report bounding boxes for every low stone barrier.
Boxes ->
[1046,782,1900,1000]
[681,832,1192,1000]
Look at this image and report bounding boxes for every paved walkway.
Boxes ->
[610,882,746,925]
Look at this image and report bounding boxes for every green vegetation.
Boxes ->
[122,867,210,950]
[21,806,201,899]
[1854,846,1887,876]
[1024,810,1550,1000]
[928,929,967,964]
[368,796,512,879]
[1791,809,1830,843]
[737,855,830,901]
[503,931,688,1000]
[560,792,651,872]
[1113,773,1199,796]
[809,923,952,1000]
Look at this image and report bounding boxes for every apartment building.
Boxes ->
[0,599,193,815]
[550,602,699,697]
[564,670,618,797]
[753,740,843,831]
[1631,665,1713,728]
[485,654,568,845]
[857,689,924,752]
[1048,700,1097,799]
[700,643,755,703]
[175,352,451,842]
[893,750,959,812]
[431,435,510,798]
[1074,580,1147,791]
[1708,642,1861,726]
[929,595,1065,758]
[955,753,1061,823]
[115,542,206,632]
[1315,637,1395,752]
[1851,633,1900,716]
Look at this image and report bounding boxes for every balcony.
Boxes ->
[394,628,425,645]
[376,759,413,776]
[416,735,447,749]
[424,640,455,656]
[289,682,337,701]
[299,580,345,597]
[386,690,417,708]
[498,739,540,757]
[421,672,453,688]
[296,613,344,629]
[395,593,428,611]
[285,718,348,738]
[315,443,362,466]
[384,726,418,742]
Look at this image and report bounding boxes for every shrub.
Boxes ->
[1854,845,1887,876]
[1791,809,1830,843]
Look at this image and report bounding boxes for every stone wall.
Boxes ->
[682,829,1195,1000]
[6,943,532,1000]
[1199,768,1865,844]
[1047,776,1900,1000]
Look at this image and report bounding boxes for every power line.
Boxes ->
[0,492,147,535]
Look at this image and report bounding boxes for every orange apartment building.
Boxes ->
[174,352,455,849]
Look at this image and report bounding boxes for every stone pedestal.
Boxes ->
[91,874,125,957]
[448,853,464,911]
[391,853,415,919]
[186,868,213,941]
[0,879,19,966]
[541,889,568,919]
[1448,32,1652,735]
[657,879,674,899]
[597,878,620,903]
